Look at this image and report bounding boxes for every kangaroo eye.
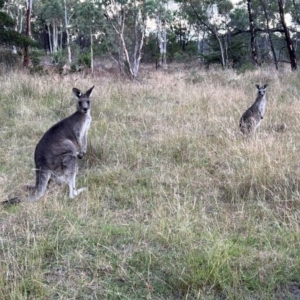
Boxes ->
[87,101,90,105]
[78,101,82,105]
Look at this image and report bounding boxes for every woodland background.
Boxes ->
[1,0,300,76]
[2,1,300,300]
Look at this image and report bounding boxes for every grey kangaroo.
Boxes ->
[2,86,94,205]
[239,84,268,135]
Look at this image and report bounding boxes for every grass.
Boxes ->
[1,64,300,299]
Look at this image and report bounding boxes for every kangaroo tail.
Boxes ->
[2,197,22,205]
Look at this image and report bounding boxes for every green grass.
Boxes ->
[1,65,300,299]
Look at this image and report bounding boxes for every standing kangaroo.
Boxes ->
[2,86,94,205]
[239,84,268,135]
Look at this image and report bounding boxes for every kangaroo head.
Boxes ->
[255,84,268,97]
[72,86,94,113]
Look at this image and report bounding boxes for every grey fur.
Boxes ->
[239,84,268,135]
[3,86,94,204]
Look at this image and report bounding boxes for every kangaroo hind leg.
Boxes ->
[62,154,86,199]
[26,169,51,202]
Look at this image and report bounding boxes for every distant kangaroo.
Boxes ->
[2,86,94,205]
[239,84,268,135]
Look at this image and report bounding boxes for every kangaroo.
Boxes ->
[2,86,94,205]
[239,84,268,135]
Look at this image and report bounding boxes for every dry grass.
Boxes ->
[1,64,300,299]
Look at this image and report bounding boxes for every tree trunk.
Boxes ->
[64,0,72,63]
[278,0,297,70]
[132,8,145,78]
[197,27,201,55]
[23,0,33,67]
[162,20,167,69]
[189,2,227,68]
[247,0,259,66]
[156,15,167,69]
[16,5,24,33]
[156,15,163,68]
[214,28,226,68]
[60,24,63,50]
[52,22,58,52]
[47,23,53,53]
[90,26,94,74]
[118,8,134,79]
[260,0,278,70]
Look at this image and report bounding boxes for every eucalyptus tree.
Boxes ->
[103,0,148,79]
[257,0,278,69]
[3,0,26,33]
[152,0,173,69]
[74,0,105,73]
[0,0,35,48]
[175,0,233,68]
[35,0,64,53]
[245,0,297,70]
[23,0,33,66]
[290,0,300,56]
[277,0,297,70]
[63,0,72,63]
[247,0,259,65]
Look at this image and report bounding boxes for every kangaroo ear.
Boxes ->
[263,84,268,89]
[72,88,82,98]
[85,86,94,98]
[255,84,260,89]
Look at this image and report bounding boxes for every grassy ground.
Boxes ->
[1,65,300,299]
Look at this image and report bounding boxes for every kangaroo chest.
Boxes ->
[258,98,266,116]
[73,113,91,142]
[80,115,91,137]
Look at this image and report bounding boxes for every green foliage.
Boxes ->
[173,41,198,62]
[142,32,159,63]
[52,50,66,65]
[229,7,249,31]
[166,30,181,62]
[29,49,47,75]
[0,11,15,27]
[70,62,77,73]
[0,10,36,48]
[199,32,248,68]
[0,49,20,70]
[77,52,91,67]
[50,50,66,74]
[30,49,44,67]
[0,27,37,48]
[144,30,198,64]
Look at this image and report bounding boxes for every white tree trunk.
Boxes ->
[213,25,226,68]
[19,12,23,33]
[132,10,145,78]
[52,22,58,52]
[90,26,94,74]
[47,23,53,53]
[162,20,167,69]
[64,0,72,63]
[60,24,63,50]
[117,8,134,79]
[23,0,33,67]
[16,5,24,33]
[156,15,167,69]
[197,28,201,54]
[106,3,145,80]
